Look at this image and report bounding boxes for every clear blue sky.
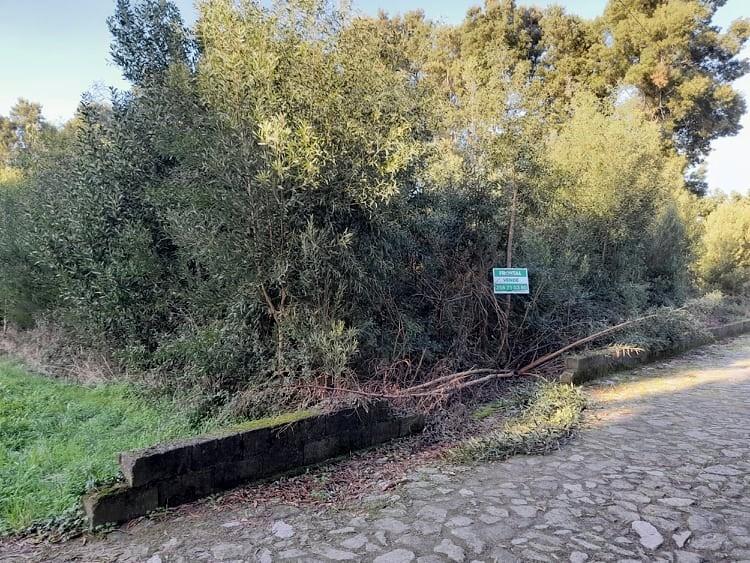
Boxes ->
[0,0,748,192]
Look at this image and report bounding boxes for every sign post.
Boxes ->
[492,268,529,295]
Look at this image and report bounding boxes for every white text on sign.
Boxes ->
[492,268,529,295]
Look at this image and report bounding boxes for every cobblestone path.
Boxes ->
[4,336,750,562]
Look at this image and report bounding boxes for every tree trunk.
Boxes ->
[502,182,518,355]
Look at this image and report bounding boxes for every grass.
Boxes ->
[0,360,203,534]
[470,380,539,421]
[0,356,587,535]
[448,381,586,463]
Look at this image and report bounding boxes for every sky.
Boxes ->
[0,0,748,193]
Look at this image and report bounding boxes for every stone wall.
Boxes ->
[84,403,424,526]
[562,319,750,384]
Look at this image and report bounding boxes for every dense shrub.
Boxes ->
[0,0,747,418]
[0,168,52,328]
[697,197,750,294]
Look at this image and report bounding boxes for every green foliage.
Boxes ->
[609,293,749,354]
[0,167,52,328]
[595,0,750,166]
[0,119,16,165]
[108,0,194,85]
[542,94,688,309]
[1,0,748,536]
[18,100,179,350]
[617,306,712,354]
[471,379,539,420]
[0,360,199,533]
[449,381,586,463]
[697,197,750,293]
[690,290,750,324]
[144,0,434,398]
[645,201,692,303]
[0,0,747,418]
[0,98,54,166]
[433,0,750,169]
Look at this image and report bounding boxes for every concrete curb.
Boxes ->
[561,319,750,384]
[84,403,424,527]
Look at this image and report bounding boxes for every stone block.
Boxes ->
[239,426,272,455]
[90,403,425,527]
[296,415,328,441]
[324,407,363,436]
[346,425,374,451]
[261,442,304,476]
[156,468,216,507]
[212,457,263,488]
[120,441,192,488]
[188,431,249,472]
[565,318,750,384]
[566,347,650,383]
[269,419,309,448]
[83,483,159,527]
[303,435,344,464]
[370,419,401,442]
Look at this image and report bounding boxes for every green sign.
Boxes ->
[493,268,529,294]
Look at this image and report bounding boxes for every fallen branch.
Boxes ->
[517,308,683,374]
[302,371,515,400]
[401,367,497,393]
[308,307,686,405]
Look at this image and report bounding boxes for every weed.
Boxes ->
[448,382,586,463]
[470,380,538,420]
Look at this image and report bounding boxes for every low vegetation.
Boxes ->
[0,360,202,533]
[449,382,587,463]
[697,198,750,294]
[612,293,750,354]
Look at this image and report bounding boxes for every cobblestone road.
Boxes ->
[4,336,750,562]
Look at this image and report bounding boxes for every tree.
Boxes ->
[0,100,58,328]
[1,0,746,418]
[593,0,750,165]
[446,1,749,173]
[9,99,44,143]
[0,99,49,162]
[0,117,16,165]
[544,94,687,309]
[698,197,750,293]
[108,0,194,85]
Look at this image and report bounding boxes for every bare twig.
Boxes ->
[517,307,684,374]
[306,307,687,408]
[401,367,497,393]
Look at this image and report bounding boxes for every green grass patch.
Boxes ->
[471,401,506,421]
[470,380,539,421]
[449,381,586,463]
[0,360,202,534]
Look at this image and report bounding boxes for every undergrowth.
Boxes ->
[611,293,750,355]
[448,381,587,463]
